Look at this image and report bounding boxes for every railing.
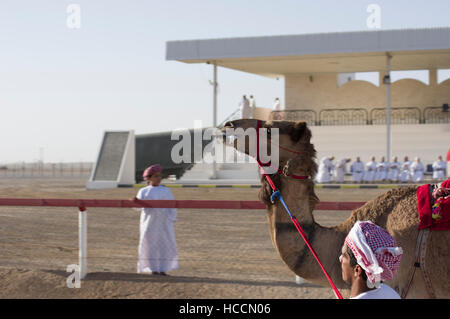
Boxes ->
[269,109,317,126]
[370,107,422,125]
[424,106,450,124]
[0,197,365,280]
[0,162,93,178]
[217,108,241,128]
[319,108,369,126]
[265,106,449,126]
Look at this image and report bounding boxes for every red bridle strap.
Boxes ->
[255,120,308,180]
[254,119,343,300]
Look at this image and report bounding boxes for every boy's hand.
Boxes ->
[130,196,141,211]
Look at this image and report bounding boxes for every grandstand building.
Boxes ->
[88,28,450,188]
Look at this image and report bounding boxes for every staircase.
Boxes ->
[86,131,136,189]
[93,132,130,181]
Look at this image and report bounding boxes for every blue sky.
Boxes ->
[1,0,449,163]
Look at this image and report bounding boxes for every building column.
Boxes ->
[429,69,437,87]
[384,53,392,162]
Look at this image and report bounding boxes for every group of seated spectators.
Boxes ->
[315,155,447,184]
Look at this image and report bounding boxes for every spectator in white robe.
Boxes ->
[410,157,425,183]
[271,97,283,120]
[399,156,411,183]
[249,95,256,119]
[432,155,446,181]
[387,156,400,182]
[273,97,281,111]
[133,164,178,276]
[329,158,336,181]
[363,156,377,183]
[316,156,335,183]
[375,157,388,182]
[447,149,450,178]
[334,158,351,183]
[239,95,251,119]
[350,157,365,183]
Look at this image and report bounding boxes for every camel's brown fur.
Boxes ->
[221,118,450,298]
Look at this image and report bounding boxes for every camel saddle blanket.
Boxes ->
[417,178,450,231]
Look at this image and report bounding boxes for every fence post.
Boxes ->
[78,206,87,279]
[296,275,306,285]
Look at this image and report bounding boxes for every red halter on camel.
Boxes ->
[255,120,309,180]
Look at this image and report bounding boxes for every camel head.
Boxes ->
[220,119,314,164]
[219,119,318,205]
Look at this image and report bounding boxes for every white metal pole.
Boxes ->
[213,62,217,127]
[385,53,392,162]
[212,62,218,179]
[79,207,87,279]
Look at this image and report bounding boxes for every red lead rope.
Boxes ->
[289,215,343,299]
[255,120,343,299]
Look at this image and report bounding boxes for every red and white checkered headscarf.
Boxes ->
[142,164,162,178]
[345,221,403,288]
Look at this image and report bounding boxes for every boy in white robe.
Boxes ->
[363,156,377,183]
[399,156,411,183]
[432,156,446,181]
[133,164,178,275]
[334,158,351,183]
[387,156,400,182]
[316,156,334,183]
[410,157,425,183]
[350,157,365,183]
[375,156,388,182]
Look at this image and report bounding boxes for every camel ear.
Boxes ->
[290,121,311,143]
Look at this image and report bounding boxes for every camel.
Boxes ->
[220,118,450,298]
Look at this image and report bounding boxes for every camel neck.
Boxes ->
[269,178,348,288]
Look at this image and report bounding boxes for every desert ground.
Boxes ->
[0,177,392,299]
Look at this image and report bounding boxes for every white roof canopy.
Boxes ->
[166,28,450,77]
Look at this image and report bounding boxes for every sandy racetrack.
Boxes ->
[0,178,389,299]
